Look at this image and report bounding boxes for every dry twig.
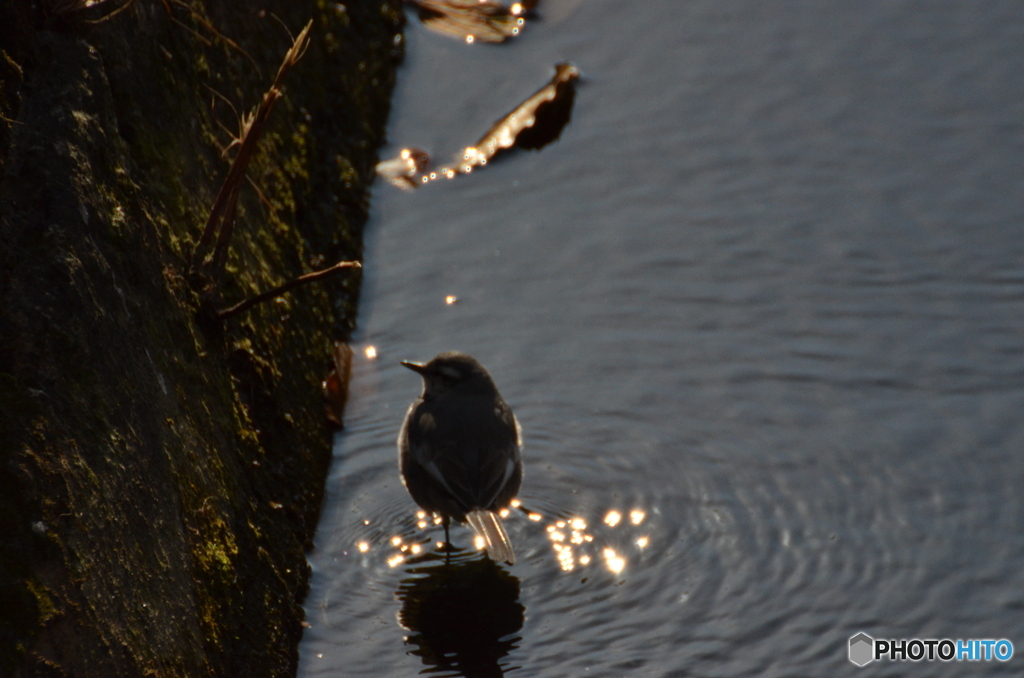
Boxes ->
[163,0,260,73]
[191,19,312,277]
[216,260,361,320]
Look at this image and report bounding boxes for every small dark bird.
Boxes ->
[398,352,523,564]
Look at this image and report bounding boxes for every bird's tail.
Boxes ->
[466,509,516,565]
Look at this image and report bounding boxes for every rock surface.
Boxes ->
[0,2,402,675]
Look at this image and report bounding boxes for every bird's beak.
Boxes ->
[400,360,427,375]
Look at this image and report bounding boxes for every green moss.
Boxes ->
[198,521,239,576]
[0,1,403,675]
[24,579,57,625]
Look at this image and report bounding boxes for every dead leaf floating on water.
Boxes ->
[407,0,536,44]
[376,62,579,189]
[375,148,430,191]
[450,61,579,175]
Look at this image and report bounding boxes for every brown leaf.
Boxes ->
[409,0,535,44]
[324,343,354,428]
[441,62,579,177]
[466,62,577,164]
[380,62,580,188]
[375,147,431,190]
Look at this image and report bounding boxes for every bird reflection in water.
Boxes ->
[397,549,524,678]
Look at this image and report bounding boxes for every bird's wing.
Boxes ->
[414,438,515,510]
[410,403,520,512]
[474,441,519,509]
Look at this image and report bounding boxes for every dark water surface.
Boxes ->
[298,2,1024,676]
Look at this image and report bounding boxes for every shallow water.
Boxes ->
[298,2,1024,676]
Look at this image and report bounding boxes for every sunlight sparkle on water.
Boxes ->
[445,295,458,305]
[364,345,377,359]
[387,554,405,568]
[531,506,650,575]
[356,541,369,553]
[603,548,626,574]
[554,543,574,571]
[474,535,486,551]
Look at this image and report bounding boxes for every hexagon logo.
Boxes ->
[849,632,874,666]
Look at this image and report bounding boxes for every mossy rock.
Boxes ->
[0,1,403,675]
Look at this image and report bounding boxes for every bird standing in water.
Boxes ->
[398,352,523,564]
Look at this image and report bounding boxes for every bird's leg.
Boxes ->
[442,515,451,564]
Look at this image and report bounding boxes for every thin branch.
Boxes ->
[245,174,274,212]
[167,0,261,75]
[214,120,240,153]
[216,260,361,320]
[85,0,137,24]
[169,14,213,46]
[204,83,241,122]
[268,12,295,42]
[209,177,241,275]
[191,19,313,274]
